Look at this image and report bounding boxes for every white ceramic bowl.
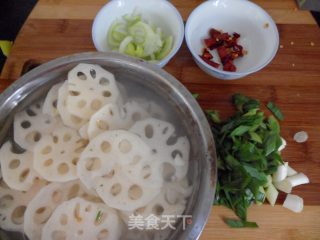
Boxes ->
[92,0,184,68]
[185,0,279,80]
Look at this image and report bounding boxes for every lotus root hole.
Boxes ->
[34,206,52,224]
[130,155,141,166]
[96,120,109,130]
[69,91,80,96]
[99,78,109,86]
[110,183,122,196]
[78,230,84,235]
[52,230,66,240]
[9,159,20,169]
[11,205,26,224]
[52,190,63,203]
[0,195,14,209]
[97,229,109,240]
[145,125,154,138]
[67,184,80,199]
[44,159,53,167]
[128,185,143,200]
[172,150,183,159]
[134,207,146,215]
[102,169,115,179]
[142,165,151,179]
[166,135,178,146]
[41,146,52,155]
[77,100,87,109]
[63,133,72,142]
[26,131,41,143]
[60,214,68,225]
[85,157,101,171]
[26,108,36,117]
[58,163,69,175]
[19,169,30,182]
[162,163,176,182]
[118,139,132,153]
[91,99,102,111]
[74,203,82,222]
[109,109,114,116]
[53,135,59,143]
[132,112,142,121]
[53,100,58,108]
[71,115,82,124]
[72,157,79,165]
[102,91,111,98]
[90,69,96,78]
[21,121,31,129]
[162,127,169,135]
[77,71,87,80]
[100,141,111,153]
[152,204,164,216]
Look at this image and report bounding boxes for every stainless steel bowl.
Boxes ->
[0,52,216,240]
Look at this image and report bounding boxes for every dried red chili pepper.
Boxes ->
[223,61,237,72]
[202,48,213,60]
[200,28,245,72]
[200,55,220,68]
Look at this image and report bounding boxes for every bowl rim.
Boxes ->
[0,52,217,240]
[91,0,185,68]
[185,0,279,77]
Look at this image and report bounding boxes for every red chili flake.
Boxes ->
[200,55,220,68]
[233,32,240,39]
[202,48,213,60]
[223,61,236,72]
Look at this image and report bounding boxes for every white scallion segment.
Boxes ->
[278,137,287,151]
[272,162,288,182]
[119,36,133,54]
[107,11,173,61]
[274,173,309,193]
[283,194,304,213]
[287,164,298,177]
[293,131,308,143]
[265,183,278,206]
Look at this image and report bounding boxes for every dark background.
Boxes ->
[0,0,319,74]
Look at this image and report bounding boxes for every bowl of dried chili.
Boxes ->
[185,0,279,80]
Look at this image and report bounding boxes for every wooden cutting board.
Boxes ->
[0,0,320,239]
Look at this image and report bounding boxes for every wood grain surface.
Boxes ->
[0,0,320,239]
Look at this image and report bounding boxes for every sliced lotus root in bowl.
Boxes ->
[33,126,88,182]
[13,101,58,151]
[120,178,191,228]
[0,141,43,191]
[41,197,122,240]
[121,100,150,127]
[57,82,87,129]
[0,180,46,232]
[66,63,121,120]
[24,180,101,240]
[78,130,163,211]
[42,82,63,118]
[87,103,127,140]
[129,118,190,182]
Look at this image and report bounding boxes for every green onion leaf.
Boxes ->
[224,218,259,228]
[206,110,221,124]
[95,210,103,223]
[192,93,199,99]
[267,102,284,121]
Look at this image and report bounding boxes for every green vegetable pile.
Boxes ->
[206,94,284,227]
